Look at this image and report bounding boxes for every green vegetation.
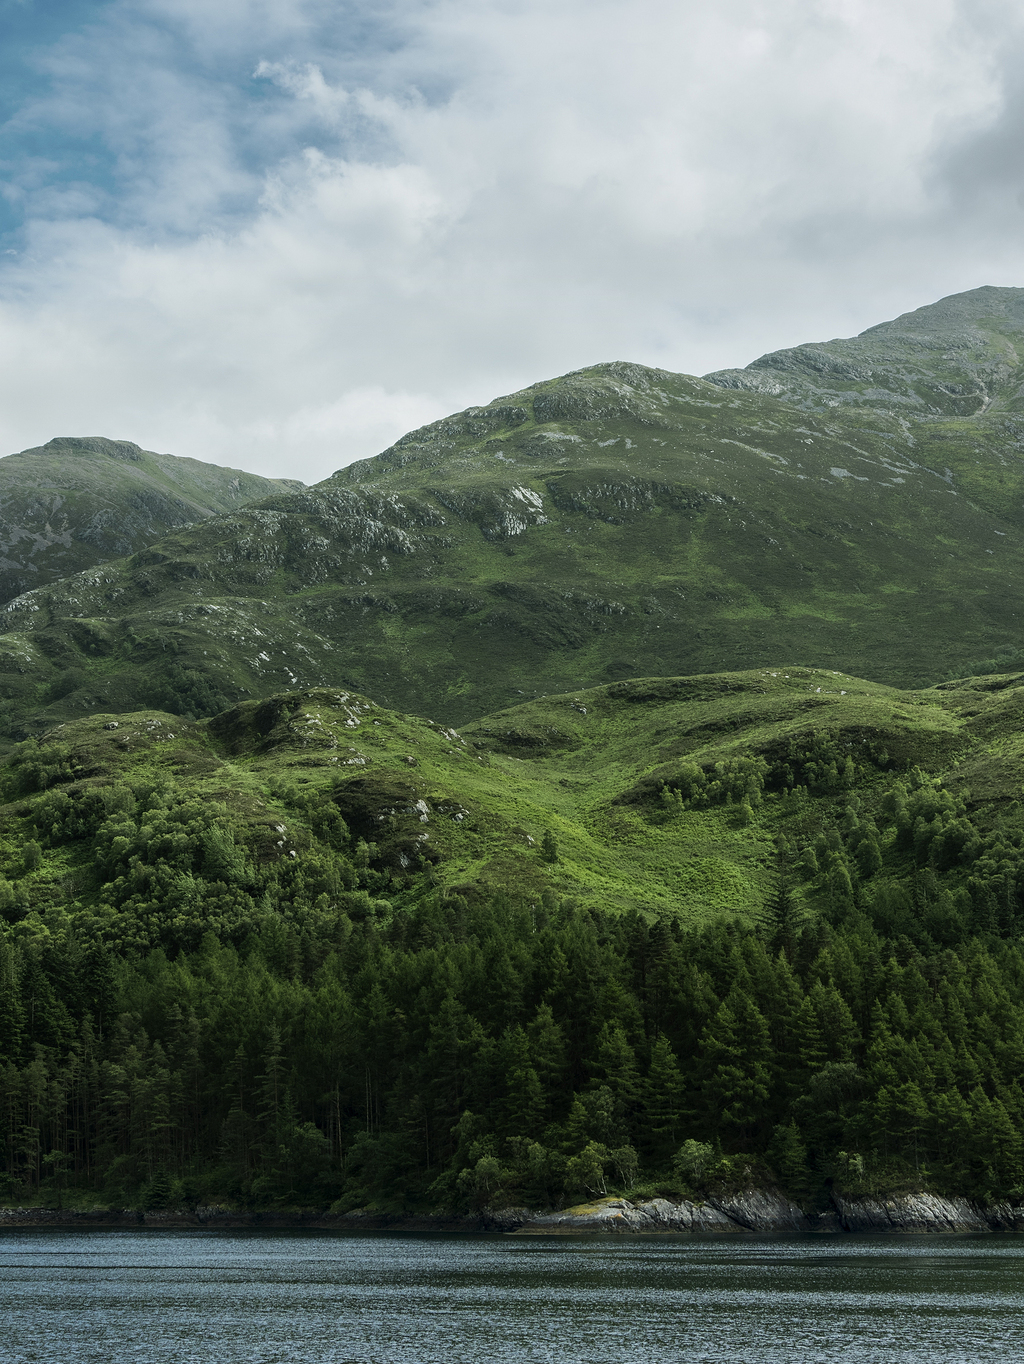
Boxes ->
[8,289,1024,1217]
[3,666,1024,1211]
[0,436,301,608]
[6,288,1024,733]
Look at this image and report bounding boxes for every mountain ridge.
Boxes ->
[705,284,1024,415]
[1,288,1023,737]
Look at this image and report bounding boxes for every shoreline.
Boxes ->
[3,1189,1024,1235]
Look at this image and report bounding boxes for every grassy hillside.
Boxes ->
[706,284,1024,416]
[4,664,1024,939]
[0,436,302,606]
[3,291,1024,735]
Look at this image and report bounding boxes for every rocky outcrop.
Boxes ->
[834,1193,1024,1234]
[510,1191,811,1235]
[833,1193,987,1233]
[511,1189,1024,1235]
[707,1188,820,1232]
[985,1202,1024,1231]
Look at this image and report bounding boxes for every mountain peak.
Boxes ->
[40,436,146,462]
[705,283,1024,417]
[0,436,304,607]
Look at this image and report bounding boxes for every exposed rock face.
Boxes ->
[510,1191,809,1234]
[986,1203,1024,1231]
[833,1193,1024,1234]
[508,1190,1024,1235]
[706,1188,816,1232]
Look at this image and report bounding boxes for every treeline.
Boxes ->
[3,888,1024,1212]
[3,750,1024,1212]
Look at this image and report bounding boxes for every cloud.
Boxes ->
[0,0,1021,482]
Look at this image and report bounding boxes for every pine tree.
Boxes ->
[643,1035,687,1160]
[497,1026,545,1140]
[809,982,861,1065]
[764,867,802,955]
[700,991,773,1144]
[592,1023,641,1140]
[766,1121,814,1202]
[0,936,24,1061]
[528,1004,566,1100]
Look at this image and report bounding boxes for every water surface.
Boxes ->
[2,1229,1021,1362]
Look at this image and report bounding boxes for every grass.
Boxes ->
[6,661,1024,927]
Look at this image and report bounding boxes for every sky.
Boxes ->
[1,0,1023,484]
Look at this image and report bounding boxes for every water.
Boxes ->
[2,1230,1023,1363]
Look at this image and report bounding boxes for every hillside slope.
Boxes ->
[3,289,1024,734]
[5,668,1024,1212]
[4,665,1023,931]
[0,436,303,605]
[705,285,1024,416]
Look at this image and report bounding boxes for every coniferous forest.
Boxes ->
[5,707,1024,1216]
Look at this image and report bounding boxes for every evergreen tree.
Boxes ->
[766,1121,814,1203]
[700,991,773,1145]
[643,1035,687,1160]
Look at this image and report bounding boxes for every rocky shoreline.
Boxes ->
[2,1188,1024,1234]
[504,1189,1024,1235]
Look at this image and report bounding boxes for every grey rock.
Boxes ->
[707,1188,809,1232]
[509,1188,1024,1236]
[512,1192,798,1235]
[834,1192,992,1234]
[983,1202,1024,1231]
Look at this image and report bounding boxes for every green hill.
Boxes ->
[4,668,1024,1213]
[3,663,1023,938]
[706,284,1024,415]
[2,289,1024,737]
[0,435,302,607]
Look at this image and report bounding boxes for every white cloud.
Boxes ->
[0,0,1021,482]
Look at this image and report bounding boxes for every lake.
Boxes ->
[2,1230,1022,1362]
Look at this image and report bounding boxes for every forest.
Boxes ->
[3,742,1024,1215]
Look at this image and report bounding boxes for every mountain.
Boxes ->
[8,286,1024,1219]
[706,285,1024,415]
[0,436,303,606]
[2,287,1024,737]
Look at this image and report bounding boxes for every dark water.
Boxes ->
[2,1230,1023,1363]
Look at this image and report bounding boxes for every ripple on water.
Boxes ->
[2,1231,1022,1363]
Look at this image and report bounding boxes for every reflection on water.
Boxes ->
[2,1230,1021,1363]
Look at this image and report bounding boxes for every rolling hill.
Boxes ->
[5,664,1024,1213]
[4,662,1022,932]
